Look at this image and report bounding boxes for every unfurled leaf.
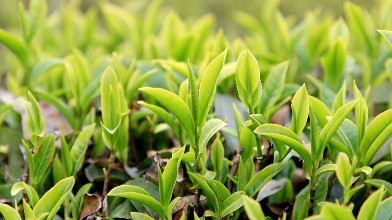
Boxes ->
[291,84,309,135]
[211,139,224,174]
[242,195,265,220]
[130,212,155,220]
[292,186,310,220]
[254,124,311,169]
[258,61,288,114]
[235,50,262,111]
[139,87,195,144]
[0,204,22,220]
[198,49,227,126]
[198,118,226,152]
[317,99,357,161]
[361,109,392,165]
[244,161,287,197]
[138,101,179,135]
[188,172,219,213]
[161,147,184,208]
[322,38,346,91]
[315,164,336,179]
[11,182,39,207]
[0,29,29,67]
[357,187,385,220]
[336,153,352,190]
[108,185,164,218]
[320,203,355,220]
[220,191,244,217]
[33,177,75,219]
[375,197,392,220]
[32,134,55,185]
[70,123,96,174]
[23,199,37,220]
[365,179,392,195]
[29,58,63,85]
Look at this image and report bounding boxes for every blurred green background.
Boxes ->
[0,0,374,38]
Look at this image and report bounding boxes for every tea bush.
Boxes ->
[0,0,391,219]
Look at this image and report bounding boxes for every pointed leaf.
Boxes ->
[242,195,265,220]
[221,191,244,218]
[361,109,392,165]
[318,99,357,160]
[108,185,164,218]
[336,153,352,189]
[244,161,287,197]
[33,177,75,219]
[0,204,22,220]
[33,134,55,185]
[378,30,392,46]
[139,87,195,144]
[11,182,39,207]
[162,147,184,207]
[254,124,311,169]
[70,123,96,174]
[358,187,385,220]
[198,49,227,126]
[198,118,227,152]
[291,84,309,135]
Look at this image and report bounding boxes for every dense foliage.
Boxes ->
[0,0,391,219]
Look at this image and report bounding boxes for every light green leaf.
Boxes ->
[26,0,47,44]
[358,187,385,220]
[101,67,121,130]
[23,199,37,220]
[187,61,199,125]
[353,81,368,145]
[321,38,347,91]
[331,82,346,113]
[11,182,39,207]
[320,203,355,220]
[291,84,309,135]
[70,124,96,174]
[244,161,287,197]
[235,50,262,110]
[254,124,311,170]
[138,101,179,136]
[161,147,184,208]
[198,49,227,126]
[0,203,22,220]
[211,139,224,174]
[33,176,75,219]
[378,30,392,46]
[130,212,155,220]
[198,118,227,151]
[24,91,45,146]
[258,61,288,114]
[309,102,320,161]
[29,58,63,85]
[242,195,265,220]
[220,191,244,217]
[336,153,352,189]
[72,183,92,219]
[33,134,55,185]
[317,99,357,160]
[315,164,336,179]
[188,172,219,213]
[139,87,195,144]
[361,109,392,165]
[0,29,29,67]
[108,185,164,218]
